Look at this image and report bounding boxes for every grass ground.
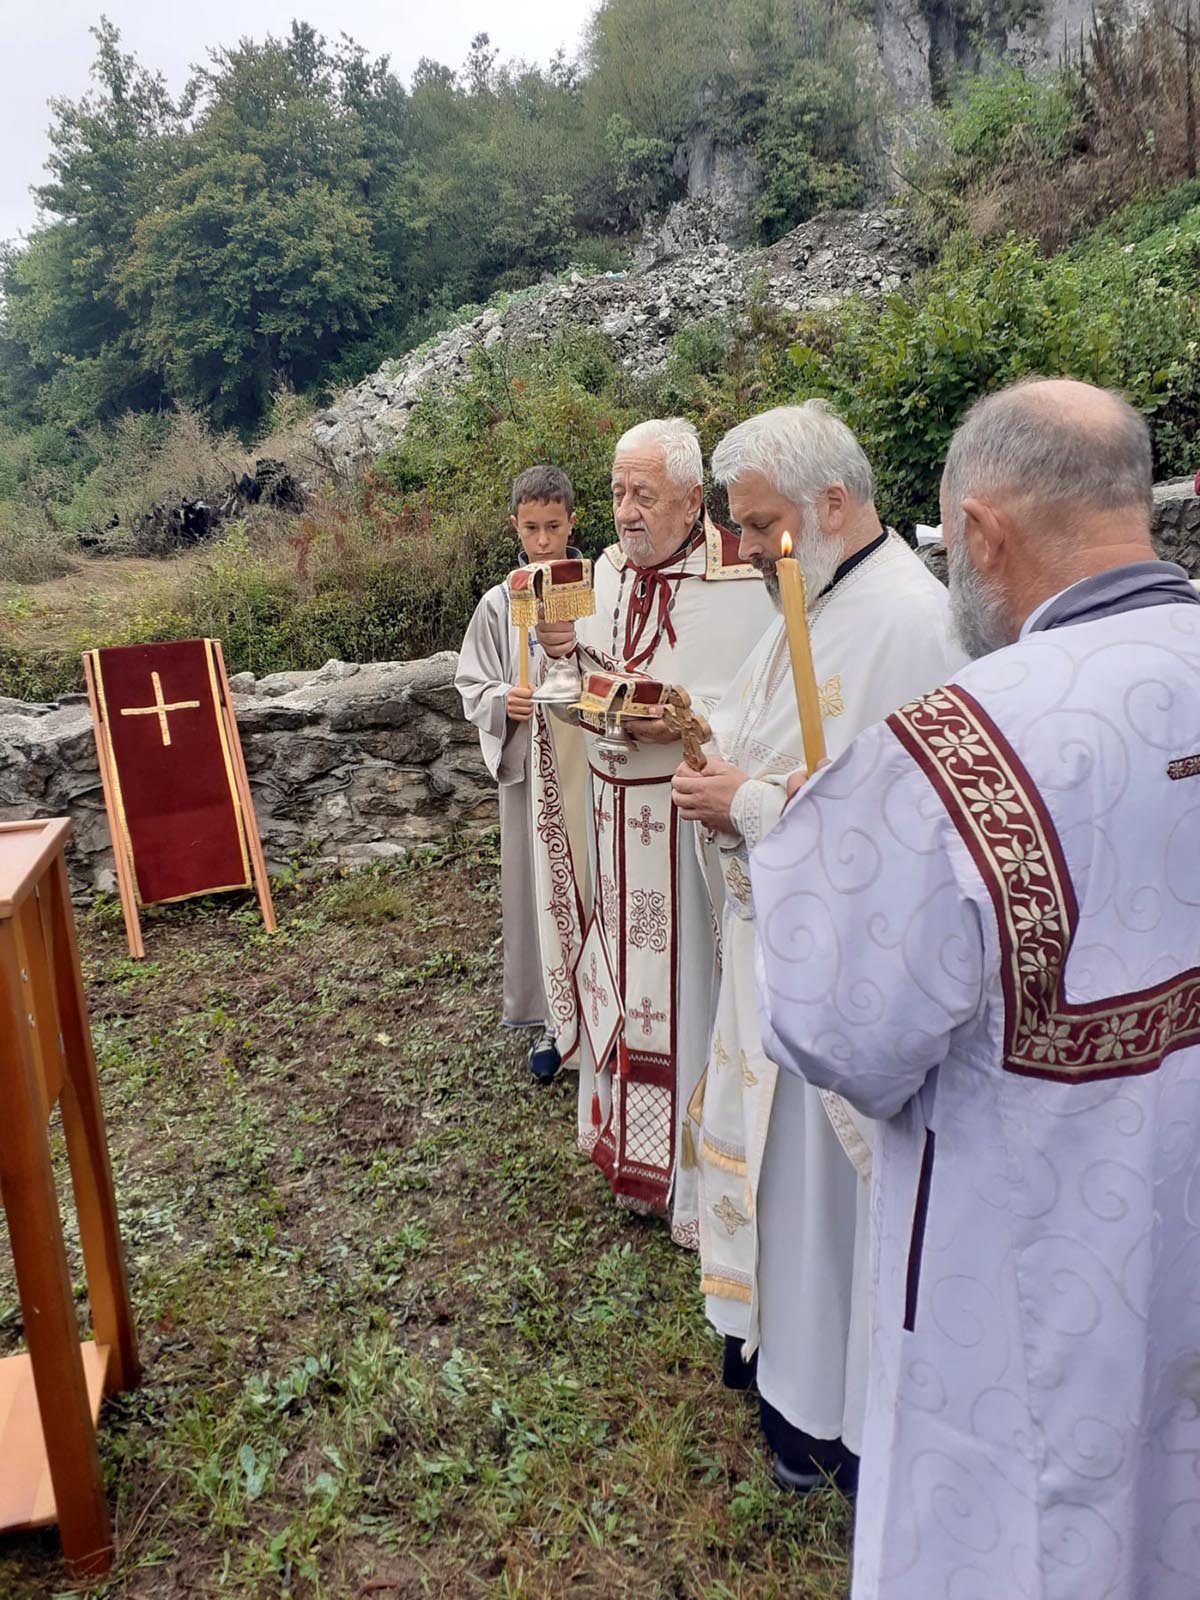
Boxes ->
[2,558,185,656]
[1,555,197,703]
[0,836,851,1599]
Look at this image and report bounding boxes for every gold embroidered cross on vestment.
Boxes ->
[713,1194,751,1235]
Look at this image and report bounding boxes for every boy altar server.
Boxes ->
[455,465,579,1081]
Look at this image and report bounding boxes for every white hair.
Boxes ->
[614,417,703,490]
[711,400,875,506]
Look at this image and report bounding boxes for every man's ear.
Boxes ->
[568,511,577,528]
[685,483,704,522]
[509,514,519,534]
[961,496,1006,574]
[821,485,849,534]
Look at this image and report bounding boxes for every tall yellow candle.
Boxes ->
[516,624,530,689]
[776,531,826,773]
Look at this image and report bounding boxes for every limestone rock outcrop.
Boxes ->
[870,0,1101,110]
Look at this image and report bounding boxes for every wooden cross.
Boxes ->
[118,671,200,748]
[662,686,711,772]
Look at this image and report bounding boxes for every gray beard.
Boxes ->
[947,538,1011,659]
[619,529,658,567]
[756,524,843,614]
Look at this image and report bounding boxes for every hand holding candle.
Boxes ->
[776,532,827,773]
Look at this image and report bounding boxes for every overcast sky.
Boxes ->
[1,1,599,246]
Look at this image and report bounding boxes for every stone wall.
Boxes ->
[1152,477,1200,573]
[0,654,496,898]
[917,480,1200,585]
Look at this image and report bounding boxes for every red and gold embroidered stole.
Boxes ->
[889,684,1200,1082]
[578,761,677,1214]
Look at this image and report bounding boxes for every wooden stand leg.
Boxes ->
[82,652,144,961]
[211,641,277,935]
[0,923,113,1578]
[45,858,140,1394]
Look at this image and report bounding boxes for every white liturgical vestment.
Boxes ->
[753,581,1200,1599]
[455,577,549,1029]
[697,533,964,1450]
[532,518,773,1242]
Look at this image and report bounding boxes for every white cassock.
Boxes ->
[696,533,964,1450]
[532,517,774,1242]
[752,578,1200,1597]
[455,577,550,1029]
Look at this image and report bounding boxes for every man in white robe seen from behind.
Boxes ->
[753,377,1200,1598]
[671,403,963,1492]
[535,419,773,1241]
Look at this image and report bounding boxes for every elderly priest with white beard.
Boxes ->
[671,401,964,1494]
[754,377,1200,1600]
[532,418,773,1244]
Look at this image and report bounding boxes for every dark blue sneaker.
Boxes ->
[529,1029,560,1084]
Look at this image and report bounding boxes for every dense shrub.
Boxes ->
[906,64,1082,231]
[905,5,1200,252]
[787,211,1200,527]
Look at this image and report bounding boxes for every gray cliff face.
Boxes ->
[870,0,1104,108]
[633,136,762,266]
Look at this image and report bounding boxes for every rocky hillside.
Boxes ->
[315,206,920,465]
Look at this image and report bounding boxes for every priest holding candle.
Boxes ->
[671,402,964,1494]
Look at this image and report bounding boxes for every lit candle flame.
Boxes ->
[780,531,793,557]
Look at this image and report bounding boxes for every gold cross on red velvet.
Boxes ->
[119,671,201,748]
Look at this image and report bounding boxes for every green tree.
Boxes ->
[0,0,887,449]
[119,25,388,428]
[0,19,180,428]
